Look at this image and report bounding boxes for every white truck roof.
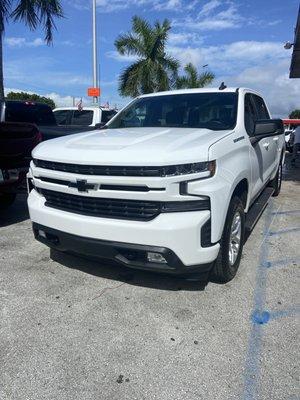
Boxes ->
[139,87,263,98]
[53,106,115,111]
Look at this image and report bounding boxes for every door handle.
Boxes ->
[273,137,279,142]
[262,142,270,149]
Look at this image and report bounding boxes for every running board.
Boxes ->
[245,187,274,232]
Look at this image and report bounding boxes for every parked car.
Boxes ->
[27,88,285,282]
[53,106,117,127]
[1,100,96,141]
[0,122,41,208]
[282,119,300,152]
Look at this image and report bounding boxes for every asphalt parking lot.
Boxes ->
[0,153,299,400]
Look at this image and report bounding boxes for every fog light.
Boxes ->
[147,252,167,264]
[38,229,46,238]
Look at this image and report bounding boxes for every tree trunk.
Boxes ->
[0,32,5,102]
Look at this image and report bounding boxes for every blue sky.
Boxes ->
[4,0,300,116]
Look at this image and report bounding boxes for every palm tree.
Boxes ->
[115,16,179,97]
[176,63,214,89]
[0,0,64,101]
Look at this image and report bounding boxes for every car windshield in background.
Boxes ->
[102,110,117,124]
[108,92,238,131]
[71,110,93,125]
[5,102,56,126]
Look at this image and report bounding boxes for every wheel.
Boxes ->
[211,196,245,283]
[269,161,282,197]
[0,193,16,209]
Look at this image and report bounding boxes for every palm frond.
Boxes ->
[132,16,151,37]
[176,76,189,89]
[119,60,144,97]
[115,33,144,57]
[11,0,38,30]
[0,0,12,31]
[150,19,171,62]
[197,71,215,88]
[176,63,214,89]
[11,0,63,43]
[155,63,169,92]
[36,0,64,44]
[115,16,179,97]
[184,63,197,85]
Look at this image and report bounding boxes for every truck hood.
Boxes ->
[33,127,232,165]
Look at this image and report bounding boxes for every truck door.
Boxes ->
[244,94,276,199]
[252,94,278,180]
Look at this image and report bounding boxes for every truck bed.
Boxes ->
[39,125,96,141]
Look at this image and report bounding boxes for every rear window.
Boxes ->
[54,110,72,125]
[71,110,93,125]
[5,102,56,126]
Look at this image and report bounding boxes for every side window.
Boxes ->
[252,95,270,120]
[102,110,117,124]
[244,94,256,136]
[54,110,71,125]
[71,110,93,126]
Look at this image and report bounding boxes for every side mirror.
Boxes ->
[94,122,107,129]
[250,119,283,145]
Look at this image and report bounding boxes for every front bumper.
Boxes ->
[33,223,214,276]
[28,189,220,270]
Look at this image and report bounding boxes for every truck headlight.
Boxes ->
[162,161,216,177]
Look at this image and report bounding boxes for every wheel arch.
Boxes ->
[231,178,249,210]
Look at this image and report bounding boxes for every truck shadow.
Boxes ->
[0,194,29,227]
[50,249,208,292]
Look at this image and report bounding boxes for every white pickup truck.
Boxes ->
[27,88,285,282]
[53,106,117,127]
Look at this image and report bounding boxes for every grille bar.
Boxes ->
[34,159,164,177]
[38,189,210,221]
[40,189,161,221]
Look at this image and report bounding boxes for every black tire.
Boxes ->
[0,193,16,209]
[269,161,282,197]
[211,196,245,283]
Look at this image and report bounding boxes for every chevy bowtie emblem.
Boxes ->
[69,179,95,192]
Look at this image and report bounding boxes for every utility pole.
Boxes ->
[92,0,98,104]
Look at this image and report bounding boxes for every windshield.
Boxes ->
[108,92,238,131]
[5,102,56,126]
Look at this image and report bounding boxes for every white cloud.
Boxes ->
[219,60,300,117]
[46,92,89,107]
[168,32,204,45]
[5,37,44,47]
[175,2,244,31]
[106,50,138,62]
[167,40,297,117]
[154,0,182,11]
[267,20,282,26]
[168,41,286,74]
[198,0,221,16]
[70,0,183,13]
